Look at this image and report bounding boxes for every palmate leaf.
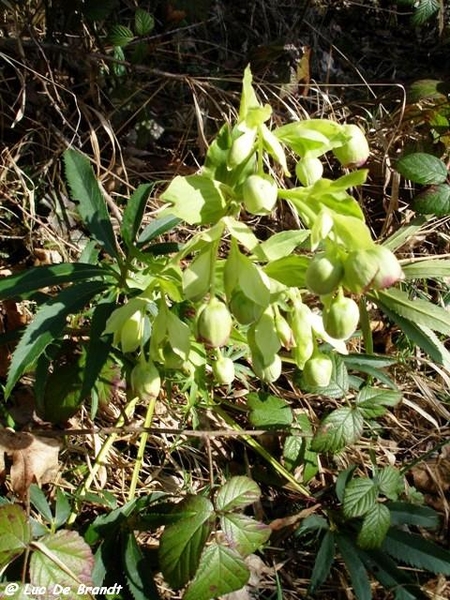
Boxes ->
[159,496,215,589]
[382,529,450,575]
[5,281,107,398]
[63,149,119,258]
[336,534,372,600]
[183,543,249,600]
[0,263,109,301]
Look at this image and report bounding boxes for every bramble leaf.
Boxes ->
[357,503,391,549]
[343,478,377,519]
[396,152,447,185]
[0,504,30,569]
[311,407,364,453]
[215,476,261,512]
[247,392,293,429]
[159,496,214,589]
[220,513,271,556]
[183,543,249,600]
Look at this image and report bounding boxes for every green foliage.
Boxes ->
[2,66,450,599]
[397,0,440,26]
[395,152,450,216]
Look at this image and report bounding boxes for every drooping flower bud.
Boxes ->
[305,253,344,296]
[274,312,294,349]
[343,246,404,293]
[130,358,161,401]
[333,124,370,168]
[323,294,360,340]
[242,174,278,215]
[213,353,235,386]
[252,352,282,383]
[197,297,233,347]
[295,157,324,186]
[290,302,314,369]
[230,289,264,325]
[302,352,333,388]
[105,301,148,354]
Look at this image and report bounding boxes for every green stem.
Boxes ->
[67,398,138,525]
[215,407,311,497]
[358,296,374,355]
[128,395,157,501]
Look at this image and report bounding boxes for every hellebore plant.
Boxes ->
[2,65,450,600]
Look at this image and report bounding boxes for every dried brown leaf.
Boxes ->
[0,429,60,497]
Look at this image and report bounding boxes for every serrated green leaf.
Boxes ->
[0,504,30,569]
[259,230,309,261]
[377,467,403,500]
[387,502,439,529]
[30,530,94,593]
[263,255,309,287]
[121,184,153,249]
[396,152,447,185]
[382,528,450,575]
[343,478,378,518]
[109,23,134,47]
[412,0,440,25]
[311,407,364,453]
[343,354,398,389]
[159,495,214,589]
[215,476,261,512]
[300,353,349,399]
[358,548,420,600]
[64,149,119,258]
[135,8,154,35]
[5,281,107,398]
[371,295,450,369]
[247,392,293,429]
[356,387,402,419]
[161,175,227,225]
[122,532,160,600]
[413,183,450,216]
[357,503,391,549]
[0,263,109,301]
[54,489,71,530]
[220,513,271,556]
[335,465,357,503]
[29,485,53,523]
[308,530,335,593]
[403,258,450,279]
[375,288,450,336]
[336,534,372,600]
[183,543,249,600]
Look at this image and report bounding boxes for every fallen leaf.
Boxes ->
[0,429,60,498]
